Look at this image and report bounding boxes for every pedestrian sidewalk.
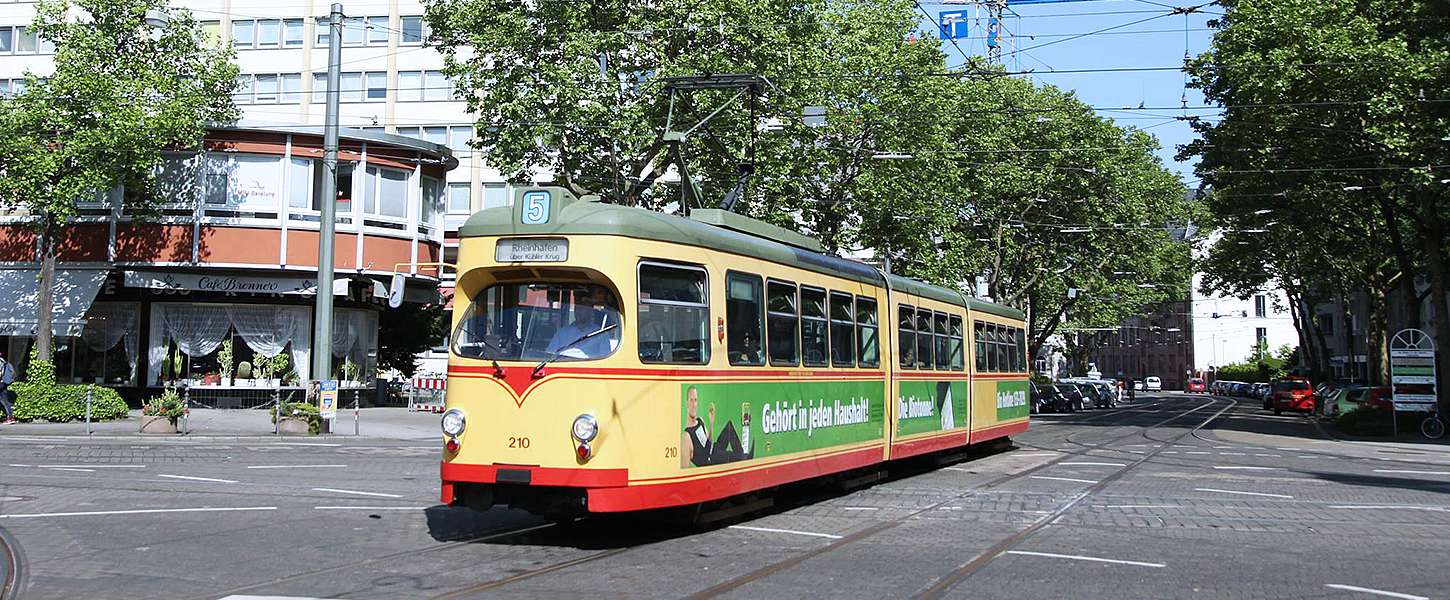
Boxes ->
[0,408,441,440]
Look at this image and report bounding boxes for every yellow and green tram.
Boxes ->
[440,187,1029,515]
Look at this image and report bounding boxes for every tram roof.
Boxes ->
[458,187,1024,320]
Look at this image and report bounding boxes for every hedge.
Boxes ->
[10,355,129,423]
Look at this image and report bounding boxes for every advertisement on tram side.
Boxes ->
[896,380,969,436]
[680,381,884,468]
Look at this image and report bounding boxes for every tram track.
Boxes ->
[0,526,21,600]
[683,396,1231,600]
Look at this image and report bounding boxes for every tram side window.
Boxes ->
[949,315,964,371]
[993,324,1007,372]
[1005,328,1019,372]
[830,292,855,368]
[933,312,950,370]
[1015,328,1027,372]
[857,297,880,368]
[727,272,765,366]
[898,305,916,369]
[637,262,709,364]
[800,287,828,367]
[915,308,933,370]
[767,280,799,366]
[974,321,988,372]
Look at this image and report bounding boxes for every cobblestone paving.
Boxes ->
[2,393,1448,599]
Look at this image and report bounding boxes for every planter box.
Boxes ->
[139,415,178,435]
[278,417,311,435]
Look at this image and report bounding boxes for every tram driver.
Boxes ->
[545,288,620,359]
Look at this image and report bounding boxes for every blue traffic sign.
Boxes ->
[938,10,970,40]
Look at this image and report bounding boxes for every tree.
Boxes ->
[1183,0,1450,392]
[377,303,448,379]
[0,0,238,360]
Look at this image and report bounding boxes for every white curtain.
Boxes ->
[81,303,139,380]
[291,311,312,385]
[228,305,305,358]
[331,309,359,359]
[162,304,231,358]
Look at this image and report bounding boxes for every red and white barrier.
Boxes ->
[408,377,447,412]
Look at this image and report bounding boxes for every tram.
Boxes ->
[439,187,1030,515]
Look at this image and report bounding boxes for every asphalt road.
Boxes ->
[2,392,1448,600]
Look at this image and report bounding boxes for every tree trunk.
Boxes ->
[1307,296,1333,381]
[34,216,58,362]
[1423,235,1450,411]
[1286,289,1314,373]
[1366,286,1389,386]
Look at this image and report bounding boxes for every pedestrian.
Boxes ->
[0,351,16,424]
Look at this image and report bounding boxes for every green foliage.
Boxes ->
[377,302,447,379]
[142,387,185,421]
[12,367,129,423]
[270,399,322,434]
[427,0,1195,363]
[237,361,253,380]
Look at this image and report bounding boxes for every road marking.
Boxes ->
[842,507,878,511]
[1013,453,1059,457]
[1195,488,1293,499]
[942,467,971,472]
[728,525,843,540]
[1162,451,1177,454]
[313,506,428,511]
[1213,466,1282,471]
[217,596,331,600]
[1373,469,1450,476]
[245,465,347,469]
[1329,504,1450,513]
[265,442,342,447]
[1324,584,1428,600]
[1005,550,1165,568]
[0,506,278,519]
[311,488,402,499]
[158,474,238,484]
[1213,446,1234,449]
[0,497,22,502]
[45,467,94,473]
[1298,455,1318,459]
[1060,462,1127,467]
[1031,475,1100,484]
[1101,505,1179,509]
[1253,454,1281,457]
[38,465,146,469]
[1218,452,1247,456]
[1186,451,1211,455]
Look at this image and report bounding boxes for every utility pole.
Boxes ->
[312,3,343,384]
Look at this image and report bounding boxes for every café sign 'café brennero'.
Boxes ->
[0,125,458,402]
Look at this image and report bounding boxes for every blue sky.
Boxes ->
[917,0,1220,184]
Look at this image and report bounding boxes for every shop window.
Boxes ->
[800,287,827,367]
[638,262,709,364]
[56,303,141,386]
[830,292,854,368]
[766,280,798,366]
[202,153,282,211]
[287,158,311,209]
[311,162,354,213]
[726,272,764,366]
[856,297,879,367]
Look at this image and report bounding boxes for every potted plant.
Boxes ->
[140,388,185,434]
[253,355,272,387]
[339,357,360,388]
[218,339,234,385]
[270,395,320,435]
[268,353,289,387]
[236,361,253,386]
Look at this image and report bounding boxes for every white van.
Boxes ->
[1145,376,1162,391]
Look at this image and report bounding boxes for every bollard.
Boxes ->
[353,398,360,436]
[85,386,92,435]
[273,387,281,435]
[182,385,190,435]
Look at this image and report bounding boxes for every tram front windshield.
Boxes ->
[452,282,622,361]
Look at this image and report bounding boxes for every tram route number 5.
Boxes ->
[521,191,551,225]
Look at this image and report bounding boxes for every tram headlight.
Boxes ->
[441,409,467,437]
[571,414,598,443]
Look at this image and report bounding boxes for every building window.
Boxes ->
[287,158,311,209]
[201,153,283,211]
[421,126,447,146]
[283,19,305,46]
[231,20,255,48]
[421,176,442,228]
[312,162,354,212]
[339,72,363,102]
[342,16,365,45]
[0,27,12,53]
[448,126,473,154]
[366,16,389,45]
[1256,327,1267,347]
[424,70,450,101]
[1254,294,1266,318]
[400,16,425,44]
[280,73,302,103]
[446,182,471,214]
[253,74,279,103]
[726,272,765,366]
[311,73,327,103]
[365,72,387,100]
[482,183,509,209]
[638,262,709,364]
[361,165,409,219]
[256,19,281,47]
[1319,313,1335,336]
[397,71,422,101]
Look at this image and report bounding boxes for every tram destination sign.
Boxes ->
[496,238,568,263]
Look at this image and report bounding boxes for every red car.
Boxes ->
[1272,377,1314,414]
[1187,378,1206,393]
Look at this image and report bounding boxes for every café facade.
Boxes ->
[0,125,456,401]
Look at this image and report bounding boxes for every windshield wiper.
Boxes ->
[533,324,618,378]
[457,339,507,377]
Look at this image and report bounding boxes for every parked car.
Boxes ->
[1321,384,1368,418]
[1144,376,1162,391]
[1029,381,1052,415]
[1271,376,1315,414]
[1052,383,1087,412]
[1187,378,1206,393]
[1253,383,1271,402]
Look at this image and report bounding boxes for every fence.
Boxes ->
[407,375,446,413]
[186,385,371,410]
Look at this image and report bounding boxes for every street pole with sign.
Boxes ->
[312,3,343,386]
[1389,328,1438,436]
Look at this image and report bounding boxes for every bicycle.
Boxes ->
[1422,404,1445,440]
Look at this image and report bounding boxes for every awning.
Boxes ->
[0,268,110,337]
